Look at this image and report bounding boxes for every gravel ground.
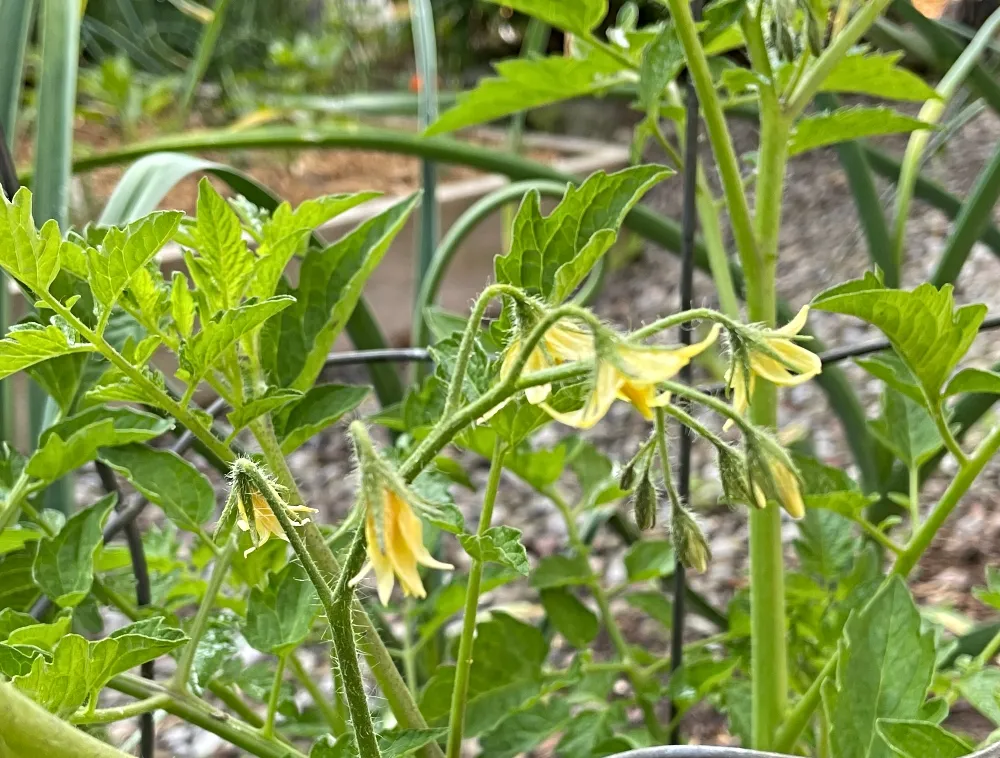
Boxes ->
[78,107,1000,754]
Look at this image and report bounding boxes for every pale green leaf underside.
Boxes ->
[426,53,626,136]
[0,324,94,381]
[790,107,931,157]
[813,281,986,399]
[869,388,943,468]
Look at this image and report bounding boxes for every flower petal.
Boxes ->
[365,510,395,605]
[770,459,805,519]
[618,381,656,420]
[542,361,620,429]
[770,339,822,377]
[544,320,595,361]
[616,324,721,383]
[749,354,799,386]
[773,305,810,337]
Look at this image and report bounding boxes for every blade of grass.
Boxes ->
[177,0,232,121]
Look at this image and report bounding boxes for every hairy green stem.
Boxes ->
[71,695,169,725]
[445,439,506,758]
[111,673,307,758]
[290,653,346,736]
[173,539,236,693]
[261,653,286,740]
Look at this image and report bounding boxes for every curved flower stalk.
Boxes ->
[543,324,722,429]
[349,421,454,604]
[724,306,822,430]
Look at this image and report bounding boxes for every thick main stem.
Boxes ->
[747,86,791,751]
[445,440,506,758]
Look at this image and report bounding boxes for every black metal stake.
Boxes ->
[671,0,705,743]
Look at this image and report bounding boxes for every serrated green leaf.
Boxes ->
[227,388,303,433]
[426,53,625,136]
[827,577,936,758]
[411,470,465,535]
[27,406,173,482]
[261,195,418,390]
[813,280,986,399]
[274,384,370,453]
[459,526,529,576]
[98,444,215,533]
[380,727,449,758]
[869,388,943,468]
[6,615,71,651]
[251,192,381,300]
[819,52,941,102]
[480,700,572,758]
[794,508,855,580]
[170,271,195,338]
[876,719,972,758]
[0,444,26,504]
[856,354,926,406]
[484,0,606,35]
[531,552,592,589]
[180,296,294,382]
[86,211,181,312]
[0,609,37,641]
[419,613,547,736]
[32,493,117,607]
[196,178,255,307]
[624,539,675,582]
[497,166,671,303]
[124,266,169,330]
[310,734,355,758]
[0,643,41,677]
[106,616,188,673]
[420,565,519,637]
[944,367,1000,397]
[540,588,599,648]
[244,561,319,656]
[0,188,62,293]
[805,491,877,519]
[790,107,931,157]
[0,323,95,381]
[12,634,93,716]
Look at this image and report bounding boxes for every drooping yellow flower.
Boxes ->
[364,488,454,605]
[481,318,595,420]
[542,324,721,429]
[725,306,821,428]
[751,452,805,520]
[236,491,317,556]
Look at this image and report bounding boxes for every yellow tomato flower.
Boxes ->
[481,318,595,420]
[543,324,721,429]
[751,452,805,520]
[725,306,821,428]
[364,488,454,605]
[236,491,316,556]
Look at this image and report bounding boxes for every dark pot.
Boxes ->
[608,743,1000,758]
